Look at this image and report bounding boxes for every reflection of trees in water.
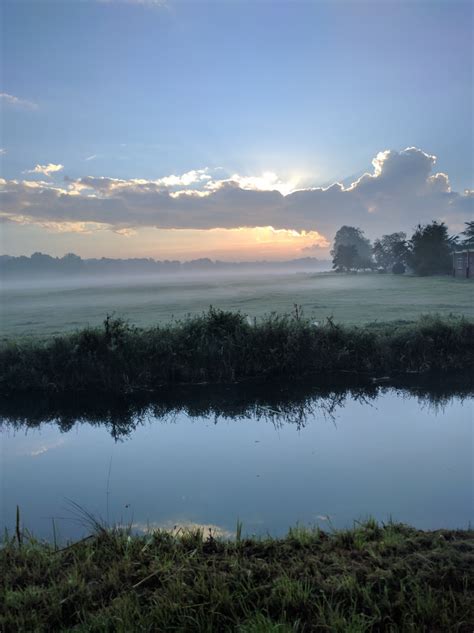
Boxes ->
[394,386,472,416]
[0,373,472,440]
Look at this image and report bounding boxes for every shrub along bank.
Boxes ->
[0,310,473,395]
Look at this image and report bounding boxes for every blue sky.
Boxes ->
[1,0,472,259]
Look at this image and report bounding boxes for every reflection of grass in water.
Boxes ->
[0,369,472,440]
[2,516,473,631]
[1,308,473,396]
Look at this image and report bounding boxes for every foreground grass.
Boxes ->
[0,310,473,395]
[2,520,473,632]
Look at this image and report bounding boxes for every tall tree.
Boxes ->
[332,244,357,272]
[331,226,373,270]
[460,221,474,248]
[373,232,408,272]
[408,222,455,276]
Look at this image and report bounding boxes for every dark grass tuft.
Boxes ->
[1,521,473,631]
[1,309,473,395]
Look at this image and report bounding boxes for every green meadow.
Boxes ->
[1,272,473,340]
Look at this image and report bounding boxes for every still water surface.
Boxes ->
[1,381,472,541]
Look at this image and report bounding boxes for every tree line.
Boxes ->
[332,221,473,276]
[0,253,330,279]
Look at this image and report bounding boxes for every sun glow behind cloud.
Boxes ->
[1,148,472,260]
[210,171,302,196]
[1,219,330,260]
[145,225,329,260]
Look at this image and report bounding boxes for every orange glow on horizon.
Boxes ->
[2,223,331,261]
[120,226,330,261]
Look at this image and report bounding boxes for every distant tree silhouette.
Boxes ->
[61,253,83,273]
[0,253,329,278]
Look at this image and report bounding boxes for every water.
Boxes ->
[1,378,472,541]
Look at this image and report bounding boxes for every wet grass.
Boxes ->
[2,519,473,632]
[0,310,473,395]
[2,271,473,340]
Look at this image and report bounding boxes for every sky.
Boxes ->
[1,0,472,260]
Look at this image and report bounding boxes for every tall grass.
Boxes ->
[2,520,473,632]
[0,309,473,395]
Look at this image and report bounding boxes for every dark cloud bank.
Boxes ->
[1,148,472,240]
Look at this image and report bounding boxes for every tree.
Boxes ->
[332,244,357,272]
[392,261,406,275]
[408,221,455,276]
[373,232,408,272]
[61,253,83,273]
[460,221,474,248]
[331,226,373,271]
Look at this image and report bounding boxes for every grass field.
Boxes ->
[2,520,473,632]
[1,272,473,339]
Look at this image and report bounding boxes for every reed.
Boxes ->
[1,309,473,395]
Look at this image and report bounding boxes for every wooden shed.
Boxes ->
[453,250,473,278]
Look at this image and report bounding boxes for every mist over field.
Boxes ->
[1,269,472,340]
[0,253,331,286]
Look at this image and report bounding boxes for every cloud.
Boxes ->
[0,92,38,110]
[0,148,6,156]
[85,154,97,161]
[128,520,234,539]
[98,0,167,6]
[158,168,212,187]
[301,242,327,253]
[1,148,472,244]
[206,171,299,196]
[114,227,137,237]
[26,439,65,457]
[25,163,64,177]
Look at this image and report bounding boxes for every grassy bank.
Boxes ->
[2,520,473,632]
[1,310,473,395]
[0,308,474,394]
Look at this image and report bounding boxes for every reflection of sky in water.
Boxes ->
[1,391,472,541]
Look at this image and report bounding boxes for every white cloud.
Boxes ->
[0,148,6,156]
[129,520,234,539]
[27,439,65,457]
[114,227,137,237]
[157,168,212,187]
[25,163,64,177]
[206,171,299,196]
[98,0,167,6]
[1,148,472,243]
[0,92,38,110]
[85,154,98,161]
